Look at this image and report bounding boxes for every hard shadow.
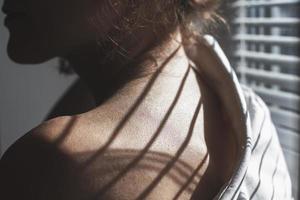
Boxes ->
[83,46,182,166]
[135,98,203,200]
[88,64,192,198]
[1,45,212,200]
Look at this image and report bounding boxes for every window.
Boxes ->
[230,0,300,198]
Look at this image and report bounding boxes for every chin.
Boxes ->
[7,40,54,65]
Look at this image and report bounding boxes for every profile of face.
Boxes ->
[2,0,123,64]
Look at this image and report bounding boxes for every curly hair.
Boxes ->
[58,0,224,74]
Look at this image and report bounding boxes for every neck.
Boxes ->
[65,30,185,105]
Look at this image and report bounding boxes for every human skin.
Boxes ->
[0,0,237,199]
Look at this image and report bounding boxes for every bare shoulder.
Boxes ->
[0,114,208,200]
[33,115,78,140]
[0,115,76,162]
[0,116,82,199]
[0,115,79,168]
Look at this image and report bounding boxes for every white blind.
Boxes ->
[230,0,300,198]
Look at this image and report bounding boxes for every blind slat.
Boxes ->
[233,35,300,45]
[277,127,300,153]
[253,87,300,112]
[234,51,300,64]
[270,107,300,132]
[237,68,300,93]
[233,0,300,7]
[233,18,300,25]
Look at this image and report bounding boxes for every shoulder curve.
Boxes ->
[0,115,80,200]
[0,115,79,165]
[31,115,78,140]
[1,115,76,158]
[0,115,79,173]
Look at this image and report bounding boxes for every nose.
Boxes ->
[1,1,7,14]
[2,0,26,15]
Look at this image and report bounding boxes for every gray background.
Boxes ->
[0,0,76,154]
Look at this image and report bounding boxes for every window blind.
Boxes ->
[230,0,300,198]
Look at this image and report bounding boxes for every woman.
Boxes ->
[0,0,293,199]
